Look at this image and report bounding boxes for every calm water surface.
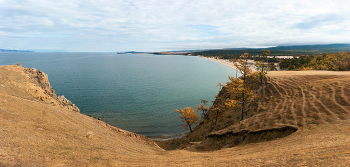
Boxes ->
[0,52,239,137]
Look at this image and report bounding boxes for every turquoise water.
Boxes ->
[0,53,239,137]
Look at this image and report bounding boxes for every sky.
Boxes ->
[1,0,350,52]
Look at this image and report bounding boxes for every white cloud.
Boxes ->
[0,0,350,51]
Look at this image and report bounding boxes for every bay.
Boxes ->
[0,52,239,137]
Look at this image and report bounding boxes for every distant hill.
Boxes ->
[267,44,350,52]
[0,49,33,52]
[222,44,350,52]
[192,44,350,58]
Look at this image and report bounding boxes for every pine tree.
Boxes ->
[228,53,258,121]
[209,103,225,125]
[196,99,209,120]
[256,50,271,84]
[175,107,199,132]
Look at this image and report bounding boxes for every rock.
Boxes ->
[14,63,80,113]
[57,95,80,112]
[16,64,57,99]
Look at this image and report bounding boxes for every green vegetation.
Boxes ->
[193,44,350,64]
[193,49,314,59]
[279,51,350,71]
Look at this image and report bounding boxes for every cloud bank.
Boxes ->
[1,0,350,52]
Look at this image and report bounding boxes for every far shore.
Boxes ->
[199,56,257,74]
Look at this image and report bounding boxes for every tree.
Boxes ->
[175,107,199,132]
[262,50,271,58]
[256,50,271,84]
[224,76,257,121]
[209,103,225,125]
[196,99,209,120]
[231,53,258,121]
[234,53,251,121]
[216,82,224,90]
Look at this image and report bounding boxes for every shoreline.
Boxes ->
[199,56,257,74]
[149,133,187,141]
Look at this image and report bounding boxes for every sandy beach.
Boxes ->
[199,56,257,74]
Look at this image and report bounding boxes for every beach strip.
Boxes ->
[199,56,257,74]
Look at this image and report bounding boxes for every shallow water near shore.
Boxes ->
[0,52,239,137]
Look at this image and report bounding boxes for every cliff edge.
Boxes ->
[0,64,162,166]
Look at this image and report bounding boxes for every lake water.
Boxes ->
[0,52,239,137]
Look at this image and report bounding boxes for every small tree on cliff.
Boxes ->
[224,75,258,121]
[196,99,209,120]
[256,50,271,84]
[175,107,199,132]
[216,82,224,91]
[230,53,258,121]
[210,102,226,125]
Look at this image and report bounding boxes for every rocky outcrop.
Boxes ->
[57,95,80,112]
[15,63,57,99]
[15,63,80,112]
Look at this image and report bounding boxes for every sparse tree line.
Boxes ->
[279,51,350,71]
[175,51,272,132]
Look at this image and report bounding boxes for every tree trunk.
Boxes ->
[189,125,192,132]
[261,65,264,84]
[241,57,247,121]
[241,92,245,121]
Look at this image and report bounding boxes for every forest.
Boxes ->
[279,51,350,71]
[192,44,350,65]
[192,49,314,59]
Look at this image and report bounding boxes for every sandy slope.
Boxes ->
[1,64,350,166]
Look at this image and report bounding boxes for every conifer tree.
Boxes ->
[175,107,199,132]
[256,50,271,84]
[216,82,224,90]
[225,53,258,121]
[196,99,209,120]
[209,103,225,125]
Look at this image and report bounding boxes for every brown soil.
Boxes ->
[1,65,350,166]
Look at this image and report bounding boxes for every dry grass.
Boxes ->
[219,70,350,132]
[159,70,350,152]
[1,65,350,166]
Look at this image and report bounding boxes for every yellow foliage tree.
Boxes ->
[209,102,226,125]
[216,82,224,90]
[196,99,209,120]
[175,107,199,132]
[256,50,271,84]
[234,53,252,76]
[230,53,259,120]
[225,76,257,120]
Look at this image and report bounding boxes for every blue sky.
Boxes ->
[1,0,350,52]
